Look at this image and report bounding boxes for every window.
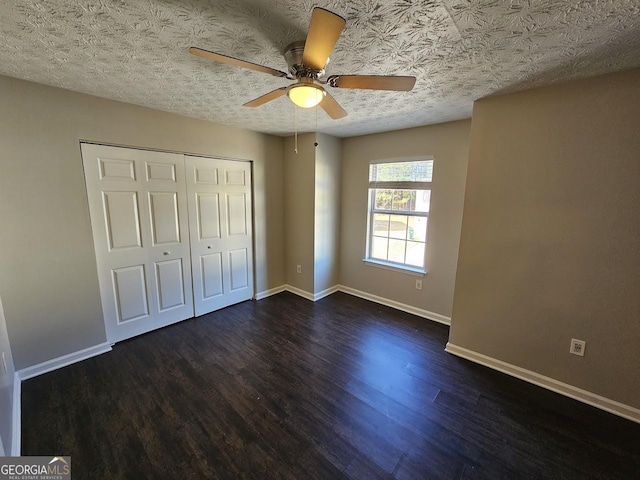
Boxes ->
[365,159,433,272]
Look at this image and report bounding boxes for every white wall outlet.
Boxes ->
[296,264,302,274]
[570,338,586,357]
[415,279,422,290]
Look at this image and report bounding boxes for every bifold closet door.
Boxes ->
[82,144,194,343]
[185,156,254,316]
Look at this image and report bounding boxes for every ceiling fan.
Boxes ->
[189,7,416,119]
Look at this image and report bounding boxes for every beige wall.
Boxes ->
[314,133,341,294]
[284,132,342,295]
[0,75,285,370]
[449,69,640,408]
[339,120,471,319]
[284,134,316,292]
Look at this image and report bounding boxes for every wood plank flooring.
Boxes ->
[22,292,640,479]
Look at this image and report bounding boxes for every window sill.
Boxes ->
[362,258,426,276]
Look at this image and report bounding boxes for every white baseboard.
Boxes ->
[12,342,112,457]
[284,285,315,301]
[283,284,340,302]
[17,342,112,381]
[258,284,451,327]
[11,372,20,456]
[255,285,287,300]
[445,342,640,425]
[338,285,451,325]
[313,285,340,301]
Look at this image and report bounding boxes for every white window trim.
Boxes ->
[369,155,435,165]
[362,258,426,276]
[365,158,433,274]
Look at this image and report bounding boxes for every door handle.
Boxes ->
[163,251,171,255]
[207,246,212,249]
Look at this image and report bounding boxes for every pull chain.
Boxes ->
[294,105,298,154]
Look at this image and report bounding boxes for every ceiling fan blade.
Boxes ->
[302,8,346,71]
[243,87,288,107]
[189,47,288,78]
[327,75,416,91]
[319,91,347,119]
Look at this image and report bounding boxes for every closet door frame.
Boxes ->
[82,142,256,343]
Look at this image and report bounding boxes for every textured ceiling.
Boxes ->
[1,0,639,137]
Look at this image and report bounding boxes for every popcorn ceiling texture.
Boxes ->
[1,0,639,137]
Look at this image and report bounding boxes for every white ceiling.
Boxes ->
[1,0,639,138]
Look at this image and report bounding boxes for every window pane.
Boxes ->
[372,214,389,237]
[406,241,425,267]
[370,160,433,182]
[391,190,414,211]
[374,189,392,210]
[371,236,388,261]
[407,216,427,242]
[389,215,408,239]
[388,239,406,263]
[416,190,431,213]
[372,189,430,213]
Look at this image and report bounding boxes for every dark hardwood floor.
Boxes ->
[22,292,640,479]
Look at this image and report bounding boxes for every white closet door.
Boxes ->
[82,144,194,343]
[185,156,254,316]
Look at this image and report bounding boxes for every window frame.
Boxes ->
[364,157,434,274]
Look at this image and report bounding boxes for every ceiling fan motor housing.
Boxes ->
[284,41,326,79]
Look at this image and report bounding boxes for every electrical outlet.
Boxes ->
[415,279,422,290]
[570,338,586,357]
[296,265,302,274]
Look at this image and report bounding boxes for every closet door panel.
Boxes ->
[112,265,150,323]
[196,193,221,240]
[148,192,181,246]
[144,154,193,328]
[201,253,224,299]
[82,144,193,343]
[226,193,248,236]
[186,156,254,316]
[155,259,187,312]
[103,191,143,250]
[229,248,249,291]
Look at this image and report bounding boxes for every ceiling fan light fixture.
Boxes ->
[288,83,326,108]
